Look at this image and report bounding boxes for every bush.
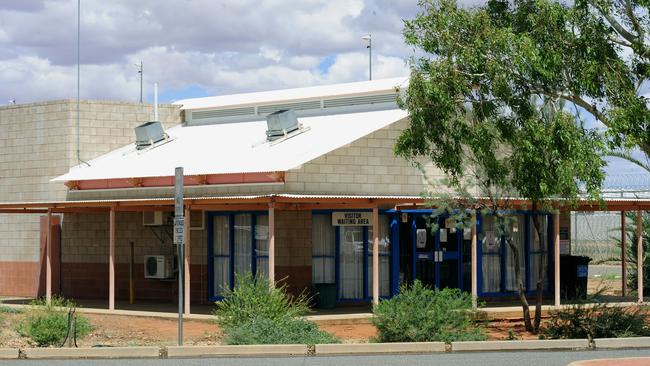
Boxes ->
[543,302,650,340]
[224,316,338,345]
[17,296,92,346]
[214,273,338,345]
[372,280,486,343]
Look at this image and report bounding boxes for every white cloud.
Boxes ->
[0,0,417,104]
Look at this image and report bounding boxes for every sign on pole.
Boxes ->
[174,167,184,346]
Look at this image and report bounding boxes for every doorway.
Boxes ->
[399,212,464,290]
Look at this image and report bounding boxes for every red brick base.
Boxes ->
[0,261,40,297]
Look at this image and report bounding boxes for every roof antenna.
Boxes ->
[76,0,89,166]
[154,82,159,121]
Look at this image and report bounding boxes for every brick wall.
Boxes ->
[0,100,181,296]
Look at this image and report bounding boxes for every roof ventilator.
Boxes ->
[135,121,168,150]
[264,109,310,145]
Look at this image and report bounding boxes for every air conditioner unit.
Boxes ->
[143,211,165,226]
[144,255,173,279]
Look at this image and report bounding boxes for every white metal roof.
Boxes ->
[174,77,408,111]
[52,109,408,182]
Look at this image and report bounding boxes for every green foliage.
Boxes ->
[400,0,607,206]
[224,316,338,345]
[214,273,338,345]
[214,273,311,329]
[372,280,486,343]
[17,296,92,347]
[544,302,650,340]
[402,0,650,163]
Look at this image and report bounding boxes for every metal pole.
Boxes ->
[471,212,478,309]
[174,167,184,345]
[76,0,80,164]
[553,212,560,308]
[621,211,627,298]
[139,61,143,103]
[638,210,644,303]
[368,35,372,81]
[372,207,379,305]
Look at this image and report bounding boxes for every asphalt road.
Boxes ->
[1,349,649,366]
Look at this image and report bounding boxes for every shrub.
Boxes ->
[17,296,92,346]
[543,302,650,340]
[372,280,486,343]
[224,315,338,345]
[214,273,338,345]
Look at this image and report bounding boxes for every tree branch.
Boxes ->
[598,6,639,46]
[624,0,644,44]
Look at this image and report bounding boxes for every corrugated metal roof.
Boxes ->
[174,77,408,111]
[0,194,648,210]
[52,109,408,182]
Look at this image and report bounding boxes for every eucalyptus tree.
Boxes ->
[398,0,609,332]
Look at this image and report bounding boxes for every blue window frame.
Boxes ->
[312,211,392,302]
[477,212,554,297]
[207,211,268,301]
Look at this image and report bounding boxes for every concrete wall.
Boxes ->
[0,100,181,297]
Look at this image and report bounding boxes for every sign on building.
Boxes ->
[331,212,372,226]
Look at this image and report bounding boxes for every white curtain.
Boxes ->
[255,215,269,279]
[529,215,549,291]
[213,216,230,298]
[234,214,252,285]
[340,226,364,299]
[367,216,391,297]
[505,215,526,292]
[312,215,335,284]
[481,215,501,293]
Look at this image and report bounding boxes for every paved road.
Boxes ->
[1,349,649,366]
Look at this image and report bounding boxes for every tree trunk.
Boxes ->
[531,210,547,333]
[506,236,533,331]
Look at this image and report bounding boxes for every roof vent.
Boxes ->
[135,121,166,150]
[265,109,300,141]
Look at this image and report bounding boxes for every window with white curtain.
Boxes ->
[529,215,549,291]
[505,214,526,292]
[340,226,364,299]
[210,212,268,300]
[212,215,230,298]
[255,215,269,279]
[480,215,501,293]
[312,214,335,284]
[312,212,392,301]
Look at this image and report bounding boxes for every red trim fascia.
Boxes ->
[67,172,285,191]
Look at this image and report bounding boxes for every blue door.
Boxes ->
[410,213,463,290]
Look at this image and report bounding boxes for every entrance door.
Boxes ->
[410,213,462,290]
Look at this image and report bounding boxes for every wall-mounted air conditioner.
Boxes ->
[144,255,173,279]
[143,211,165,226]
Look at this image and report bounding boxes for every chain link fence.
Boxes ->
[571,211,622,263]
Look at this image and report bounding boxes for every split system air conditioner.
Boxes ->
[144,255,173,279]
[143,211,166,226]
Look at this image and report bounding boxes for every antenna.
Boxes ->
[154,82,159,121]
[135,61,143,103]
[361,34,372,80]
[76,0,89,166]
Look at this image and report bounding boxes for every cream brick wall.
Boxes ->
[61,211,205,265]
[275,210,311,267]
[0,100,181,262]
